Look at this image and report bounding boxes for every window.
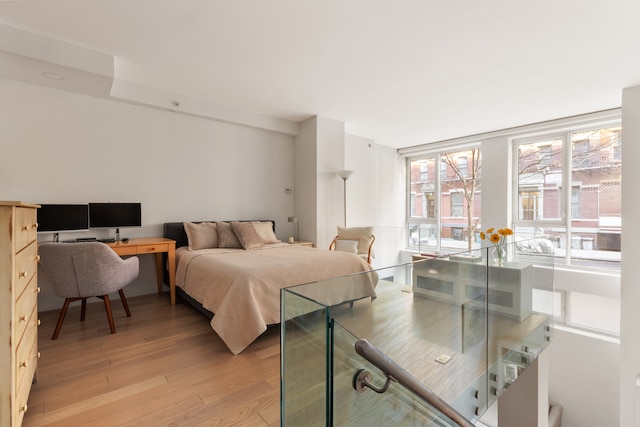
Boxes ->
[408,147,481,252]
[538,144,552,166]
[519,188,539,220]
[571,186,580,218]
[514,125,621,271]
[457,156,468,178]
[450,192,463,217]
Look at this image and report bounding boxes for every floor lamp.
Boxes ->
[337,170,354,227]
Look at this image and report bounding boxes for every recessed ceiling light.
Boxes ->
[41,72,64,81]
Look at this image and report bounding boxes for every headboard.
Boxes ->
[163,220,276,249]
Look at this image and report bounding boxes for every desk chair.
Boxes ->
[39,242,139,339]
[329,226,375,264]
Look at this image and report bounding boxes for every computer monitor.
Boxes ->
[37,204,90,233]
[89,202,142,229]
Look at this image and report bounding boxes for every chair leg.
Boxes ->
[102,295,116,334]
[119,289,131,317]
[80,298,87,321]
[52,298,72,340]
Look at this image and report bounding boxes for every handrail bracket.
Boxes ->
[353,368,396,394]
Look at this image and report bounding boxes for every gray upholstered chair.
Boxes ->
[39,242,139,339]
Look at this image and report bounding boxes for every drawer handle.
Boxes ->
[37,351,41,358]
[20,404,27,413]
[36,287,41,294]
[33,222,38,229]
[19,315,26,322]
[22,225,30,231]
[19,271,27,278]
[20,360,28,368]
[37,319,41,326]
[36,254,41,262]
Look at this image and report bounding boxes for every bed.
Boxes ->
[164,220,378,354]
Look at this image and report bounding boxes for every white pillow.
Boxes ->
[335,239,358,254]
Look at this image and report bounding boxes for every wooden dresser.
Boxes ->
[0,201,40,427]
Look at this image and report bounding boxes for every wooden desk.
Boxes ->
[107,238,177,305]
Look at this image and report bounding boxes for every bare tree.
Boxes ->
[442,148,481,251]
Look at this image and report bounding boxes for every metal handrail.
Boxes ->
[354,339,475,427]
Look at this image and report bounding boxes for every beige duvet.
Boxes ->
[176,243,378,354]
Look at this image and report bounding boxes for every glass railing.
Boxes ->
[281,239,554,426]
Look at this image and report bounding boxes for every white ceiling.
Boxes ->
[1,0,639,148]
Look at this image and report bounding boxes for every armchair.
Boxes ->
[39,242,139,339]
[329,226,375,264]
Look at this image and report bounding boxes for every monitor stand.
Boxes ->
[115,228,121,241]
[53,233,59,242]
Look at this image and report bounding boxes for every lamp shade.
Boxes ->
[337,170,354,180]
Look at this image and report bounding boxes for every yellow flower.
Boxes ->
[479,226,513,246]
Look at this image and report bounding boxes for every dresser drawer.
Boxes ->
[15,207,37,250]
[15,276,39,342]
[15,306,38,394]
[136,243,169,254]
[15,331,37,425]
[15,241,38,297]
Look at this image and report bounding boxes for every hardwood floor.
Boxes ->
[25,281,547,426]
[24,293,281,427]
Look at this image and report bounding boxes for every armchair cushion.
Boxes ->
[334,239,358,254]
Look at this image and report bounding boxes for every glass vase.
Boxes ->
[492,245,506,265]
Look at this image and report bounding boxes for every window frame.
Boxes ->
[406,142,481,251]
[511,116,622,272]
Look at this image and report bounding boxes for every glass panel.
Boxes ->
[570,127,622,270]
[280,289,330,426]
[282,245,554,425]
[332,322,462,426]
[517,138,563,221]
[409,158,436,219]
[441,149,481,253]
[412,223,438,253]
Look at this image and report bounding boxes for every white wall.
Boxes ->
[549,329,620,427]
[0,77,406,313]
[0,77,295,311]
[620,85,640,427]
[345,134,405,268]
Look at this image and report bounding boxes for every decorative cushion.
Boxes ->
[183,222,219,250]
[335,239,358,254]
[252,221,281,244]
[231,221,265,250]
[337,226,374,254]
[216,222,242,249]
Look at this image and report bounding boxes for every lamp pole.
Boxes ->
[337,170,354,227]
